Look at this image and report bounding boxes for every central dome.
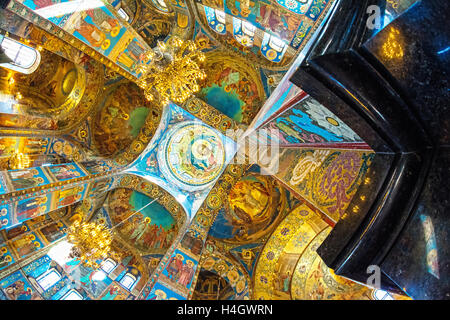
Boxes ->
[157,121,226,192]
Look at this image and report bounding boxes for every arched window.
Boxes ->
[261,32,288,62]
[117,8,130,22]
[151,0,169,13]
[100,258,117,273]
[60,289,83,300]
[119,273,137,290]
[0,35,40,74]
[215,9,226,24]
[232,18,256,47]
[204,6,226,35]
[91,258,117,281]
[373,289,394,300]
[36,268,62,291]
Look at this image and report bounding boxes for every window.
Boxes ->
[215,9,226,24]
[36,268,62,291]
[232,18,256,47]
[119,273,137,290]
[117,8,130,22]
[100,258,117,274]
[0,36,40,74]
[60,289,83,300]
[242,21,256,37]
[91,258,117,281]
[373,289,394,300]
[151,0,169,12]
[268,35,286,52]
[204,6,226,34]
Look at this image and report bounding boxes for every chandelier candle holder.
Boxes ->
[67,220,114,269]
[136,36,206,105]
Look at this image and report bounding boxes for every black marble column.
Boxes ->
[290,0,449,299]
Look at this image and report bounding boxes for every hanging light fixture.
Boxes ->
[66,198,158,269]
[136,36,206,106]
[9,150,31,169]
[67,219,114,269]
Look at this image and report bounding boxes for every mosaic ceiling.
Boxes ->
[0,0,417,301]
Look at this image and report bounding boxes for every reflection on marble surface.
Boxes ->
[382,147,450,299]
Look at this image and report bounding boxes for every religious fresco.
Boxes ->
[47,163,88,182]
[1,167,51,192]
[0,270,42,300]
[108,188,177,254]
[194,252,250,299]
[92,81,154,157]
[134,1,173,47]
[9,232,44,260]
[209,172,287,244]
[0,207,71,282]
[192,269,235,300]
[198,51,266,124]
[253,203,374,300]
[15,0,151,78]
[157,121,226,192]
[275,148,374,222]
[56,184,88,209]
[86,177,115,199]
[100,282,132,300]
[194,0,336,67]
[290,226,373,300]
[14,195,52,224]
[0,244,15,272]
[160,248,198,293]
[228,243,263,278]
[48,137,88,163]
[0,136,87,171]
[36,221,67,244]
[1,49,84,116]
[0,218,149,300]
[140,163,247,300]
[261,95,364,145]
[146,282,185,300]
[127,102,237,218]
[193,22,220,52]
[253,204,325,299]
[0,137,51,158]
[0,161,115,231]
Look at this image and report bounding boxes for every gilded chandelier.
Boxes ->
[67,220,114,269]
[136,36,206,105]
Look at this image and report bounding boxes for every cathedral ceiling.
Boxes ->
[0,0,407,301]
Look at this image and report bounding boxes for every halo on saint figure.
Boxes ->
[102,39,111,50]
[110,26,120,37]
[155,289,167,299]
[192,140,212,160]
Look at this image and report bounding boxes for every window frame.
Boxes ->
[36,268,62,291]
[0,36,41,74]
[60,289,83,300]
[119,273,137,290]
[373,289,395,300]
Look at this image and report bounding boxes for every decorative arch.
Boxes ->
[253,203,373,300]
[91,81,161,159]
[208,172,287,244]
[192,250,251,300]
[0,35,41,74]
